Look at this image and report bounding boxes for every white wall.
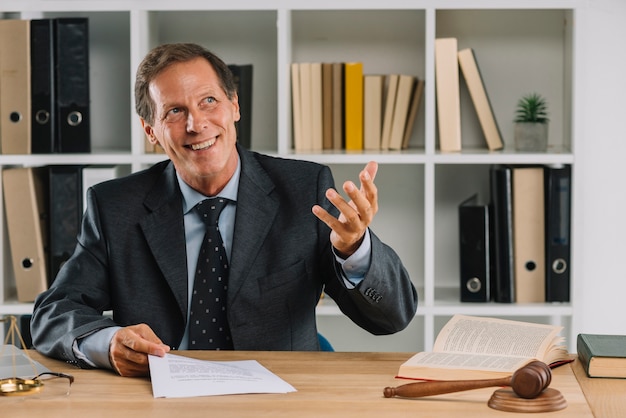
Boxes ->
[576,0,626,335]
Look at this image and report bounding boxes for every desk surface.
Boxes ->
[1,351,613,417]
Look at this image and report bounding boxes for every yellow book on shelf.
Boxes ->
[344,62,363,151]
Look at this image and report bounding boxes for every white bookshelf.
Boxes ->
[1,1,583,352]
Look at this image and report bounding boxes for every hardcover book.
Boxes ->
[457,48,503,151]
[577,334,626,378]
[434,38,461,152]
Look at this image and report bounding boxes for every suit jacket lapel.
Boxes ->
[229,149,279,301]
[139,162,188,318]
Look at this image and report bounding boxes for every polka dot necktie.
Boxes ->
[188,197,233,350]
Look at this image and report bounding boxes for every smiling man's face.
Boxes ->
[141,57,240,196]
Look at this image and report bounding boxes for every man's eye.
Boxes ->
[164,108,185,122]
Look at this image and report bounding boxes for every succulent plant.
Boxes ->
[515,93,549,123]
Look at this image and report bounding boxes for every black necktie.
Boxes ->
[188,197,233,349]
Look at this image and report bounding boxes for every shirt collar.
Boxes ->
[176,158,241,215]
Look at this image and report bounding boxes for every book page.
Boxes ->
[405,351,530,373]
[433,315,564,361]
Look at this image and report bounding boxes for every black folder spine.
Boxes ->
[48,165,84,283]
[490,165,515,303]
[544,164,572,302]
[54,18,90,153]
[31,19,55,154]
[228,64,253,149]
[459,194,493,302]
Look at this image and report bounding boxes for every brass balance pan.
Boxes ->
[0,377,44,396]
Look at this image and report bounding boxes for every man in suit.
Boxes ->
[31,43,418,377]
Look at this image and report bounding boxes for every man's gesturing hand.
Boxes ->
[312,161,379,258]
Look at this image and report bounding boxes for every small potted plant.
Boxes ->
[514,93,549,152]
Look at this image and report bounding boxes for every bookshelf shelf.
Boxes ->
[0,1,581,353]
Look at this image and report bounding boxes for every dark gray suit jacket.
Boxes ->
[31,147,417,367]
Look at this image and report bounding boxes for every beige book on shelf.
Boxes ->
[321,63,333,150]
[458,48,504,151]
[0,19,31,154]
[290,63,303,151]
[380,74,399,151]
[310,62,323,151]
[363,74,384,151]
[3,167,49,302]
[435,38,461,152]
[512,166,546,303]
[388,75,416,150]
[401,77,425,149]
[331,63,344,150]
[396,315,570,381]
[298,62,313,150]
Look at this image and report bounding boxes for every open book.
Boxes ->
[397,315,570,381]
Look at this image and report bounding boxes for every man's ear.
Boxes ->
[141,118,158,145]
[232,92,241,123]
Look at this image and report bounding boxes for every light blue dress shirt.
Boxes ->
[76,159,371,367]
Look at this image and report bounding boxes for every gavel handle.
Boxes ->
[384,376,511,398]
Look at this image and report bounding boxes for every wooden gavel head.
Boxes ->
[384,360,552,400]
[510,360,552,399]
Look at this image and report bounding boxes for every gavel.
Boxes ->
[384,360,552,400]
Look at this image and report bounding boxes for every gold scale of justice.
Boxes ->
[0,315,73,396]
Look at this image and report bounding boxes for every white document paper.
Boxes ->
[148,353,297,398]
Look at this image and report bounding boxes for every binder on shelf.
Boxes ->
[31,19,56,154]
[48,165,84,282]
[435,37,461,152]
[458,194,494,302]
[489,165,515,303]
[343,62,363,151]
[54,18,90,153]
[228,64,253,150]
[3,167,49,302]
[457,48,504,151]
[0,19,31,155]
[512,166,545,303]
[544,164,572,302]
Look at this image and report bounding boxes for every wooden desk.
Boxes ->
[2,351,598,417]
[572,356,626,417]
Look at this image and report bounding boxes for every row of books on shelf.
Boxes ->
[291,62,424,152]
[458,164,571,304]
[436,37,504,152]
[0,18,91,154]
[2,165,129,302]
